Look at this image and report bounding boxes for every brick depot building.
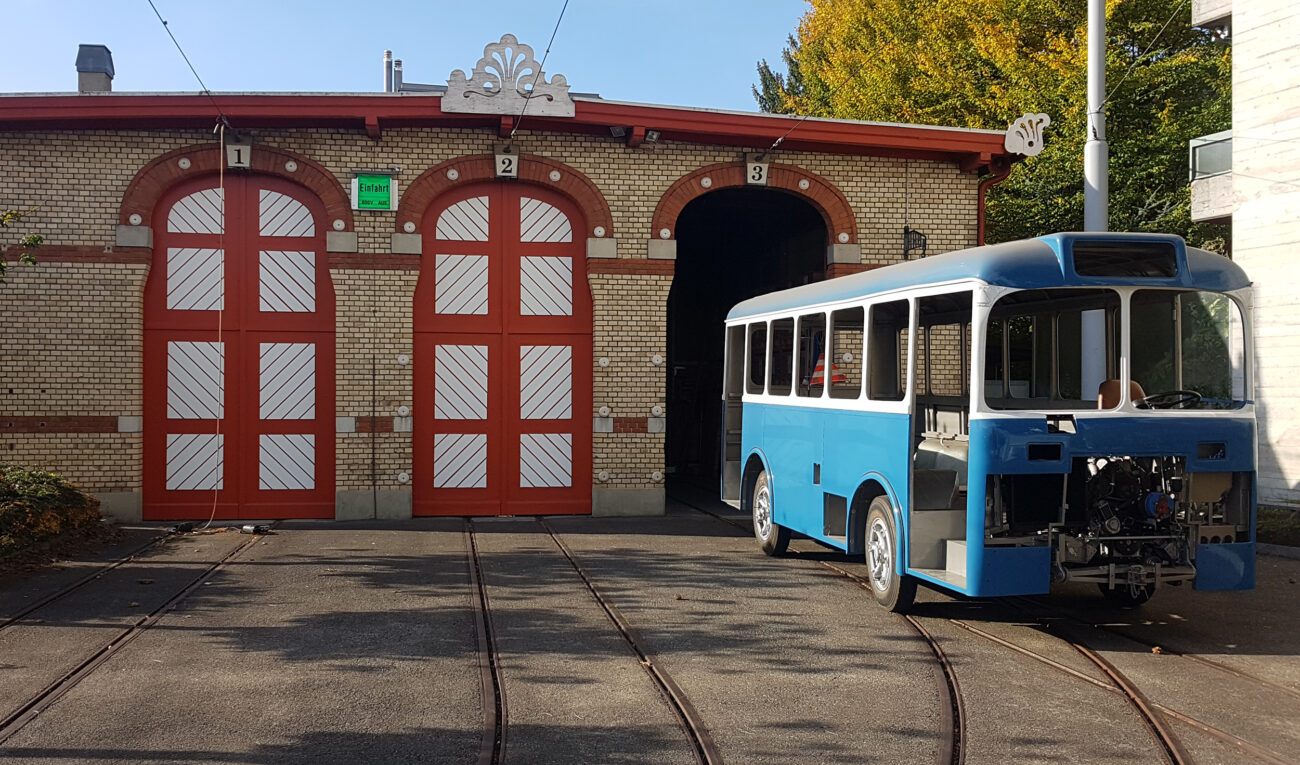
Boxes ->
[0,39,1014,521]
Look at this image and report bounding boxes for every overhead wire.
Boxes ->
[765,42,874,155]
[509,0,572,141]
[1097,0,1191,113]
[145,0,230,127]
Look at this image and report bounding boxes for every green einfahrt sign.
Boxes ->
[354,174,393,210]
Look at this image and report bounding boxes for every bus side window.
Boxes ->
[868,300,909,401]
[830,307,864,399]
[797,312,827,397]
[769,318,795,396]
[746,322,767,395]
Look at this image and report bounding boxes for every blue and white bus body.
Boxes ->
[722,233,1255,602]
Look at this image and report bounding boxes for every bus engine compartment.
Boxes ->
[986,457,1252,600]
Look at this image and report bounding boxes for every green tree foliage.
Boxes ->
[0,208,42,282]
[755,0,1231,251]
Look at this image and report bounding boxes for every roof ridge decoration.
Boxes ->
[444,34,574,118]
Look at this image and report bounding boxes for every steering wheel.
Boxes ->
[1135,390,1202,409]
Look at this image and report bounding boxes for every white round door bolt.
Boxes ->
[838,232,850,244]
[332,219,346,231]
[128,213,143,226]
[700,177,712,188]
[598,357,610,368]
[397,472,410,484]
[549,170,562,182]
[446,168,460,181]
[659,228,671,240]
[651,405,663,417]
[651,471,664,482]
[177,157,191,170]
[651,354,664,366]
[593,226,606,238]
[798,178,810,190]
[397,354,410,366]
[397,405,410,417]
[284,160,299,173]
[598,406,611,417]
[598,470,610,482]
[403,221,417,233]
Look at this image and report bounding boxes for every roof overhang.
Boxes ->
[0,92,1014,174]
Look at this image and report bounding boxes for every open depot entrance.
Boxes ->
[666,187,828,483]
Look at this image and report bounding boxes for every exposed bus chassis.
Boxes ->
[987,457,1251,599]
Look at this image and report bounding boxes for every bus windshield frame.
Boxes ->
[979,286,1251,412]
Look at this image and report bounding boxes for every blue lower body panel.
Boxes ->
[972,545,1051,597]
[1194,542,1255,590]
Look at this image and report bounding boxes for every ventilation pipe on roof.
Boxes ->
[75,44,114,93]
[393,59,404,92]
[384,50,393,92]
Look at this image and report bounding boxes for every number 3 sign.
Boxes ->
[745,153,769,186]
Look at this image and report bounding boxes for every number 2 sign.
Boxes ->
[495,152,518,178]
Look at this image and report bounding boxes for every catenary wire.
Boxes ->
[145,0,230,125]
[509,0,572,141]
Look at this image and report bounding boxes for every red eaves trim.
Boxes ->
[0,94,1012,172]
[2,416,118,434]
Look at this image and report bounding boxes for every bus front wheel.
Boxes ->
[752,470,790,556]
[866,497,916,613]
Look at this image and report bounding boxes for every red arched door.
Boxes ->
[143,175,336,519]
[414,182,592,515]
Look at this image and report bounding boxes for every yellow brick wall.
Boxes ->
[0,125,981,502]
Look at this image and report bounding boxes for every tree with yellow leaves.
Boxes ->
[756,0,1230,250]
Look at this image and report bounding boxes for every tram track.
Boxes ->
[0,530,171,633]
[536,517,724,765]
[672,495,964,765]
[0,525,273,745]
[672,489,1300,764]
[464,520,508,765]
[1010,594,1300,703]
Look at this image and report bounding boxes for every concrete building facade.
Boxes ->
[0,38,1014,521]
[1190,1,1300,506]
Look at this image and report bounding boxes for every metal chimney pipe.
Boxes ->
[1084,0,1108,231]
[393,59,403,92]
[383,50,393,93]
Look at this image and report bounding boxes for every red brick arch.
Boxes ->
[396,154,613,237]
[651,162,858,244]
[120,143,354,231]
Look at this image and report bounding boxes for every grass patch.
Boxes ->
[0,465,100,559]
[1258,505,1300,548]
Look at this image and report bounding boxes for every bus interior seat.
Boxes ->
[915,438,969,491]
[1098,379,1145,408]
[913,468,959,511]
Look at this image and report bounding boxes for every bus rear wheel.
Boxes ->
[866,497,916,613]
[752,470,790,556]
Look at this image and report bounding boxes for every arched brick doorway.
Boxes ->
[413,182,592,515]
[142,175,337,519]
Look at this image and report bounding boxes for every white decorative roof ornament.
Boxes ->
[1004,112,1051,157]
[444,34,575,118]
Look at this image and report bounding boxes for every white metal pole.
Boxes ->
[1081,0,1108,401]
[1084,0,1108,232]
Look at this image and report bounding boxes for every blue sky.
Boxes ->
[2,1,809,112]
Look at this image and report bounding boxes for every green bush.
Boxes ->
[0,465,100,557]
